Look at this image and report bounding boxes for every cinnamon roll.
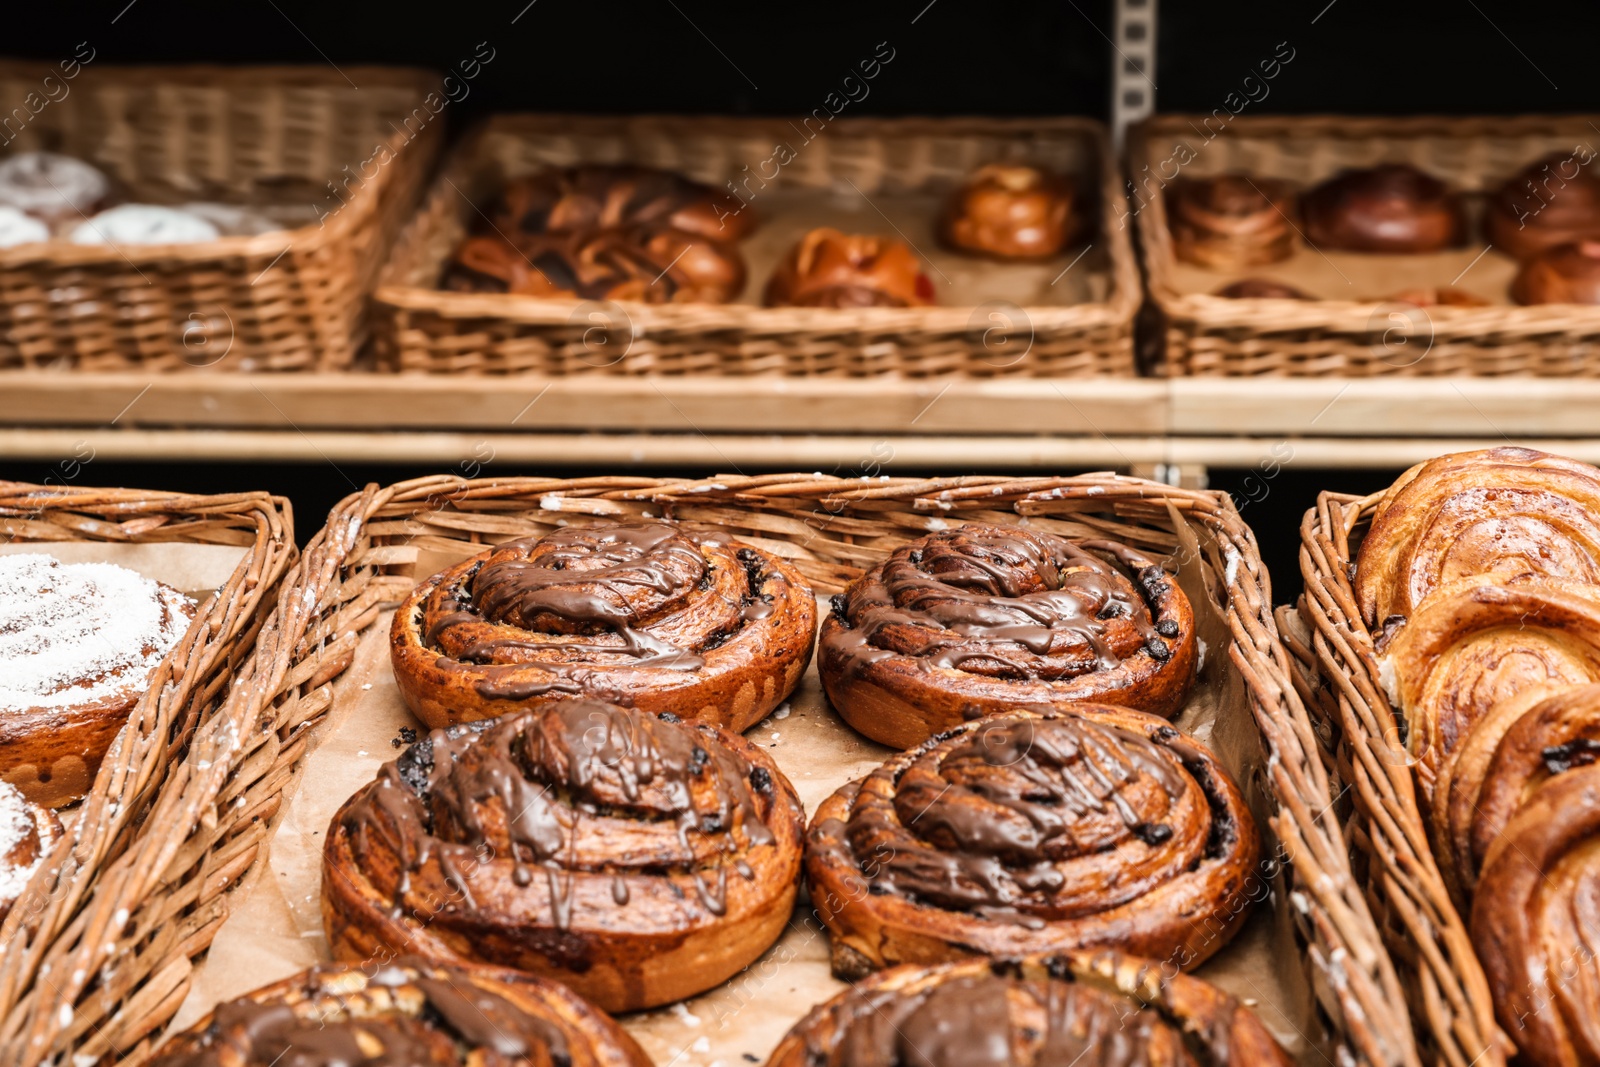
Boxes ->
[149,959,651,1067]
[1378,583,1600,814]
[390,522,816,733]
[939,163,1077,260]
[322,701,805,1013]
[0,554,195,807]
[1353,446,1600,627]
[493,164,753,244]
[764,228,937,308]
[1485,152,1600,261]
[1512,238,1600,305]
[805,706,1260,978]
[818,524,1196,750]
[1301,163,1466,253]
[1168,174,1295,270]
[0,780,60,926]
[1471,764,1600,1067]
[766,949,1293,1067]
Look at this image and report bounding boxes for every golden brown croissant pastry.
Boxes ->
[805,705,1259,978]
[323,701,805,1013]
[764,228,937,308]
[765,949,1293,1067]
[1471,764,1600,1067]
[390,521,816,733]
[148,958,651,1067]
[1168,174,1295,270]
[818,524,1196,750]
[0,779,60,926]
[1512,239,1600,305]
[1301,163,1466,253]
[1354,446,1600,628]
[939,163,1077,260]
[0,554,195,807]
[1486,152,1600,261]
[1379,583,1600,815]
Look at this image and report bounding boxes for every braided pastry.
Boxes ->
[493,163,753,243]
[323,701,805,1012]
[1354,446,1600,628]
[805,706,1259,978]
[444,227,746,304]
[149,959,651,1067]
[766,949,1292,1067]
[1301,163,1466,253]
[939,163,1078,260]
[764,228,937,308]
[818,524,1196,750]
[391,521,816,733]
[1168,174,1295,270]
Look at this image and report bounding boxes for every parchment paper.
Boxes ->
[173,529,1322,1065]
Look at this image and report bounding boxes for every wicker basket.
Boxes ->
[371,115,1139,377]
[0,482,296,1064]
[1283,492,1507,1067]
[0,61,443,372]
[1132,113,1600,377]
[4,472,1409,1066]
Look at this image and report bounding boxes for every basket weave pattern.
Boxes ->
[0,63,441,372]
[1288,492,1507,1067]
[372,115,1139,377]
[1133,114,1600,377]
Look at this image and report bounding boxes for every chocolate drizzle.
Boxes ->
[418,522,783,702]
[340,701,779,934]
[821,526,1182,684]
[153,963,572,1067]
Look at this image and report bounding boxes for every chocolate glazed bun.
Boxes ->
[1486,152,1600,261]
[391,521,816,733]
[765,951,1291,1067]
[323,701,805,1013]
[1168,174,1296,270]
[148,959,652,1067]
[805,706,1260,979]
[818,524,1196,750]
[1301,163,1466,253]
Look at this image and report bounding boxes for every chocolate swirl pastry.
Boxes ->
[1486,152,1600,261]
[1512,238,1600,305]
[148,959,651,1067]
[1471,764,1600,1067]
[0,780,61,925]
[1213,277,1311,300]
[390,521,816,733]
[0,554,196,807]
[492,164,754,244]
[766,950,1291,1067]
[1168,174,1295,270]
[818,524,1196,750]
[1301,163,1466,254]
[323,701,805,1012]
[764,228,937,308]
[939,163,1078,261]
[805,706,1260,978]
[1354,447,1600,627]
[443,227,746,304]
[1437,683,1600,900]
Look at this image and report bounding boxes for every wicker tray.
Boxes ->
[0,482,297,1064]
[1281,492,1506,1067]
[43,472,1409,1067]
[371,115,1139,377]
[0,61,443,372]
[1132,113,1600,377]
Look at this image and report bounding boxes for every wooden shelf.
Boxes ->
[3,371,1599,467]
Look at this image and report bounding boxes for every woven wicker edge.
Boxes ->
[1290,491,1508,1067]
[371,113,1141,331]
[0,483,296,1064]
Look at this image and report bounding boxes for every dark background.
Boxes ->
[5,0,1586,600]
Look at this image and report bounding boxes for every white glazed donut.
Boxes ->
[0,152,110,220]
[179,202,286,237]
[0,206,50,248]
[70,204,220,246]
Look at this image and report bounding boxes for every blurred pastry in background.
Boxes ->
[766,228,936,307]
[1169,174,1295,269]
[1512,239,1600,304]
[939,163,1077,260]
[1486,152,1600,261]
[1302,163,1466,253]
